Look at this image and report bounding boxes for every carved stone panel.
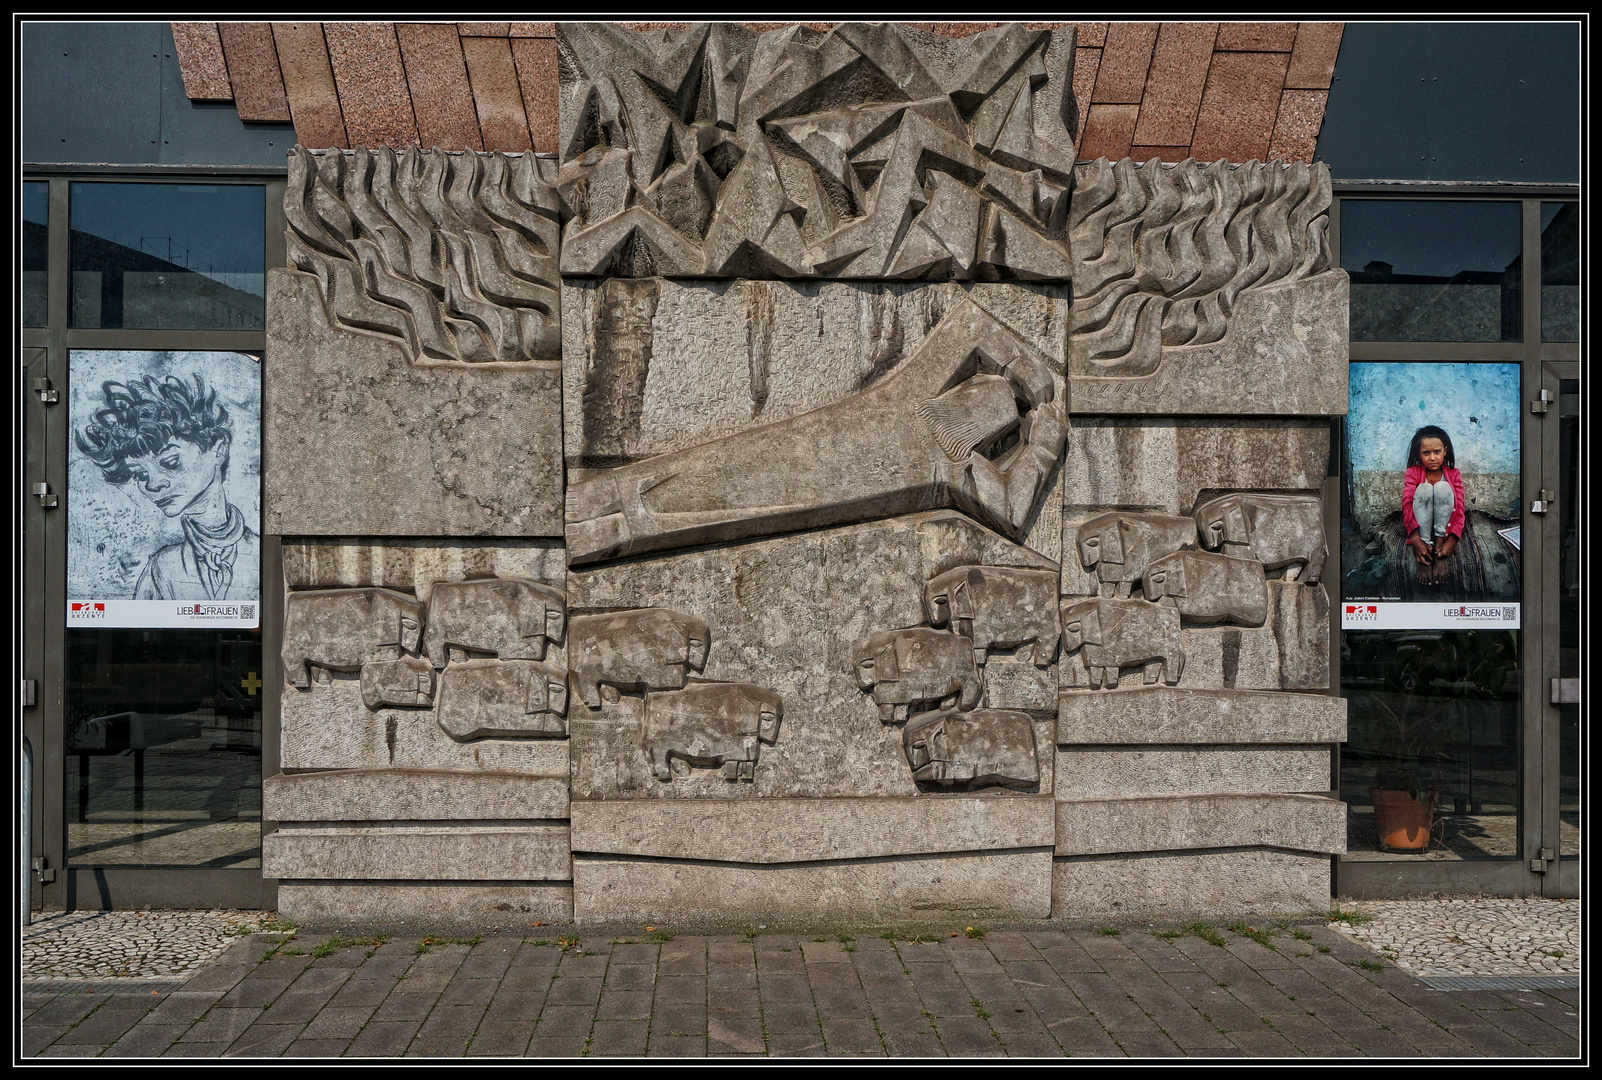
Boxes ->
[565,299,1066,564]
[424,577,567,667]
[1060,597,1184,689]
[852,628,982,725]
[568,608,710,707]
[1142,549,1269,627]
[556,22,1076,280]
[282,587,425,688]
[923,565,1061,668]
[642,682,784,782]
[904,709,1040,790]
[1194,492,1326,581]
[435,659,569,741]
[1075,511,1197,599]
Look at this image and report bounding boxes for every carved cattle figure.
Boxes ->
[435,659,569,741]
[1142,549,1269,626]
[923,565,1061,668]
[568,608,710,708]
[1075,512,1197,598]
[424,577,566,668]
[282,588,424,688]
[360,656,436,710]
[1194,493,1326,582]
[853,628,982,724]
[1060,597,1183,689]
[642,681,783,782]
[903,708,1040,790]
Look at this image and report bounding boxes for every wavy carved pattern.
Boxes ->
[1067,158,1332,377]
[556,21,1077,281]
[285,147,562,364]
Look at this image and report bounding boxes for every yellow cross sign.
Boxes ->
[241,671,262,695]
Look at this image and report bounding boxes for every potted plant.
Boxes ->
[1353,631,1515,853]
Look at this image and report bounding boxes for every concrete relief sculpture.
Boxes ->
[1194,493,1326,582]
[566,301,1067,564]
[643,682,784,781]
[853,628,982,724]
[1060,597,1184,689]
[923,565,1060,668]
[284,147,561,363]
[360,656,437,710]
[1076,511,1197,599]
[568,608,711,707]
[556,22,1076,280]
[282,587,426,689]
[904,708,1040,790]
[1143,550,1270,627]
[435,659,569,741]
[1067,158,1331,377]
[424,577,567,667]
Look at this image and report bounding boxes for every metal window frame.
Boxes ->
[21,165,286,912]
[1330,183,1580,900]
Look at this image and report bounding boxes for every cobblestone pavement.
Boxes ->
[22,919,1579,1058]
[1330,899,1581,978]
[23,910,278,981]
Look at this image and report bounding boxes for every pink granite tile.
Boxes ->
[462,35,532,152]
[218,22,290,122]
[1091,22,1157,104]
[325,22,419,148]
[1189,50,1290,162]
[459,22,510,37]
[271,22,347,148]
[1215,22,1297,52]
[1267,88,1329,163]
[1079,103,1139,161]
[172,22,232,101]
[1129,22,1218,148]
[1128,147,1190,163]
[511,37,558,154]
[397,22,482,151]
[1069,46,1102,138]
[1074,22,1109,48]
[510,23,555,38]
[1285,23,1344,89]
[935,23,1002,38]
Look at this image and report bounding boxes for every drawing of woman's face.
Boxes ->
[125,437,228,517]
[1418,437,1447,472]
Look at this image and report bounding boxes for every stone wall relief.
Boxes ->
[569,607,785,782]
[1061,492,1329,691]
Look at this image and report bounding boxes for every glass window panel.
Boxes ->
[1341,629,1522,861]
[69,182,264,330]
[65,628,263,868]
[1342,200,1523,342]
[24,180,48,327]
[1541,203,1579,342]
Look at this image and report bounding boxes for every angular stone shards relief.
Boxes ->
[565,300,1066,564]
[285,147,561,363]
[923,565,1060,668]
[556,22,1076,280]
[1067,158,1331,376]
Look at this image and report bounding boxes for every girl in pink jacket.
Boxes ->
[1402,425,1465,585]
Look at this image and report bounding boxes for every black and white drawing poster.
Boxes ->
[67,350,261,628]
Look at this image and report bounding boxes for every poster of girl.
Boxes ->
[1403,425,1464,585]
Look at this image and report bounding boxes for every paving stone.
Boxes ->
[346,1019,422,1057]
[525,1036,587,1056]
[706,1017,766,1054]
[658,939,708,976]
[851,950,907,977]
[603,964,656,991]
[985,932,1044,963]
[23,1025,67,1056]
[420,1004,488,1037]
[1476,1005,1576,1045]
[283,1038,350,1056]
[589,1019,649,1055]
[535,1004,599,1034]
[1038,945,1105,975]
[1000,1030,1065,1057]
[882,1029,946,1057]
[259,990,340,1025]
[758,972,813,1003]
[225,1024,305,1056]
[468,1020,535,1056]
[1260,1012,1352,1052]
[821,1016,885,1055]
[597,989,654,1021]
[328,978,393,1009]
[766,1030,828,1056]
[180,1008,264,1043]
[933,1015,1002,1054]
[545,977,603,1007]
[35,1043,106,1057]
[1060,973,1155,1031]
[812,985,872,1019]
[163,1041,229,1057]
[439,978,499,1007]
[371,990,439,1022]
[26,995,102,1028]
[763,1000,823,1034]
[408,1035,470,1056]
[57,1008,148,1045]
[652,1003,707,1035]
[102,1022,183,1057]
[145,991,227,1025]
[1111,1030,1186,1056]
[300,1005,374,1040]
[708,965,758,991]
[217,978,291,1009]
[1225,1027,1302,1056]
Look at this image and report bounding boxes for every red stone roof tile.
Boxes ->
[1092,22,1158,104]
[511,37,558,157]
[397,22,482,151]
[1286,22,1345,90]
[271,22,347,149]
[462,36,532,152]
[172,22,231,101]
[1216,22,1297,52]
[1269,88,1331,163]
[325,22,419,149]
[1189,50,1291,163]
[1131,22,1218,148]
[1080,103,1140,162]
[218,22,290,123]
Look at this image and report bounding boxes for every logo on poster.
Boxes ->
[180,603,244,618]
[69,602,106,620]
[1344,604,1379,623]
[1445,605,1518,622]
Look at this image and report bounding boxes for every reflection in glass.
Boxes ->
[69,182,264,330]
[24,181,48,326]
[65,629,262,867]
[1558,380,1579,856]
[1341,630,1521,860]
[1342,200,1522,342]
[1541,203,1579,342]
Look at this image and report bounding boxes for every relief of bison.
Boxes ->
[1193,493,1326,582]
[282,587,425,689]
[643,681,784,782]
[423,577,566,668]
[1142,549,1269,626]
[1060,597,1184,689]
[853,628,982,724]
[568,608,710,708]
[923,565,1061,668]
[903,708,1040,790]
[1076,512,1197,598]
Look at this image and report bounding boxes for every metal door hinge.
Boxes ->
[31,483,57,508]
[21,679,37,708]
[1551,678,1580,705]
[32,377,59,404]
[31,857,55,884]
[1531,388,1552,414]
[1531,489,1556,514]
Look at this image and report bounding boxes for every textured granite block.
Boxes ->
[265,769,570,822]
[1055,746,1331,798]
[264,823,571,880]
[1052,848,1330,920]
[574,851,1053,926]
[566,511,1056,800]
[265,270,564,536]
[1056,686,1347,745]
[1054,793,1346,856]
[277,883,573,925]
[569,795,1053,862]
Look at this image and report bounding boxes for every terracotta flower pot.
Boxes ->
[1369,787,1438,852]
